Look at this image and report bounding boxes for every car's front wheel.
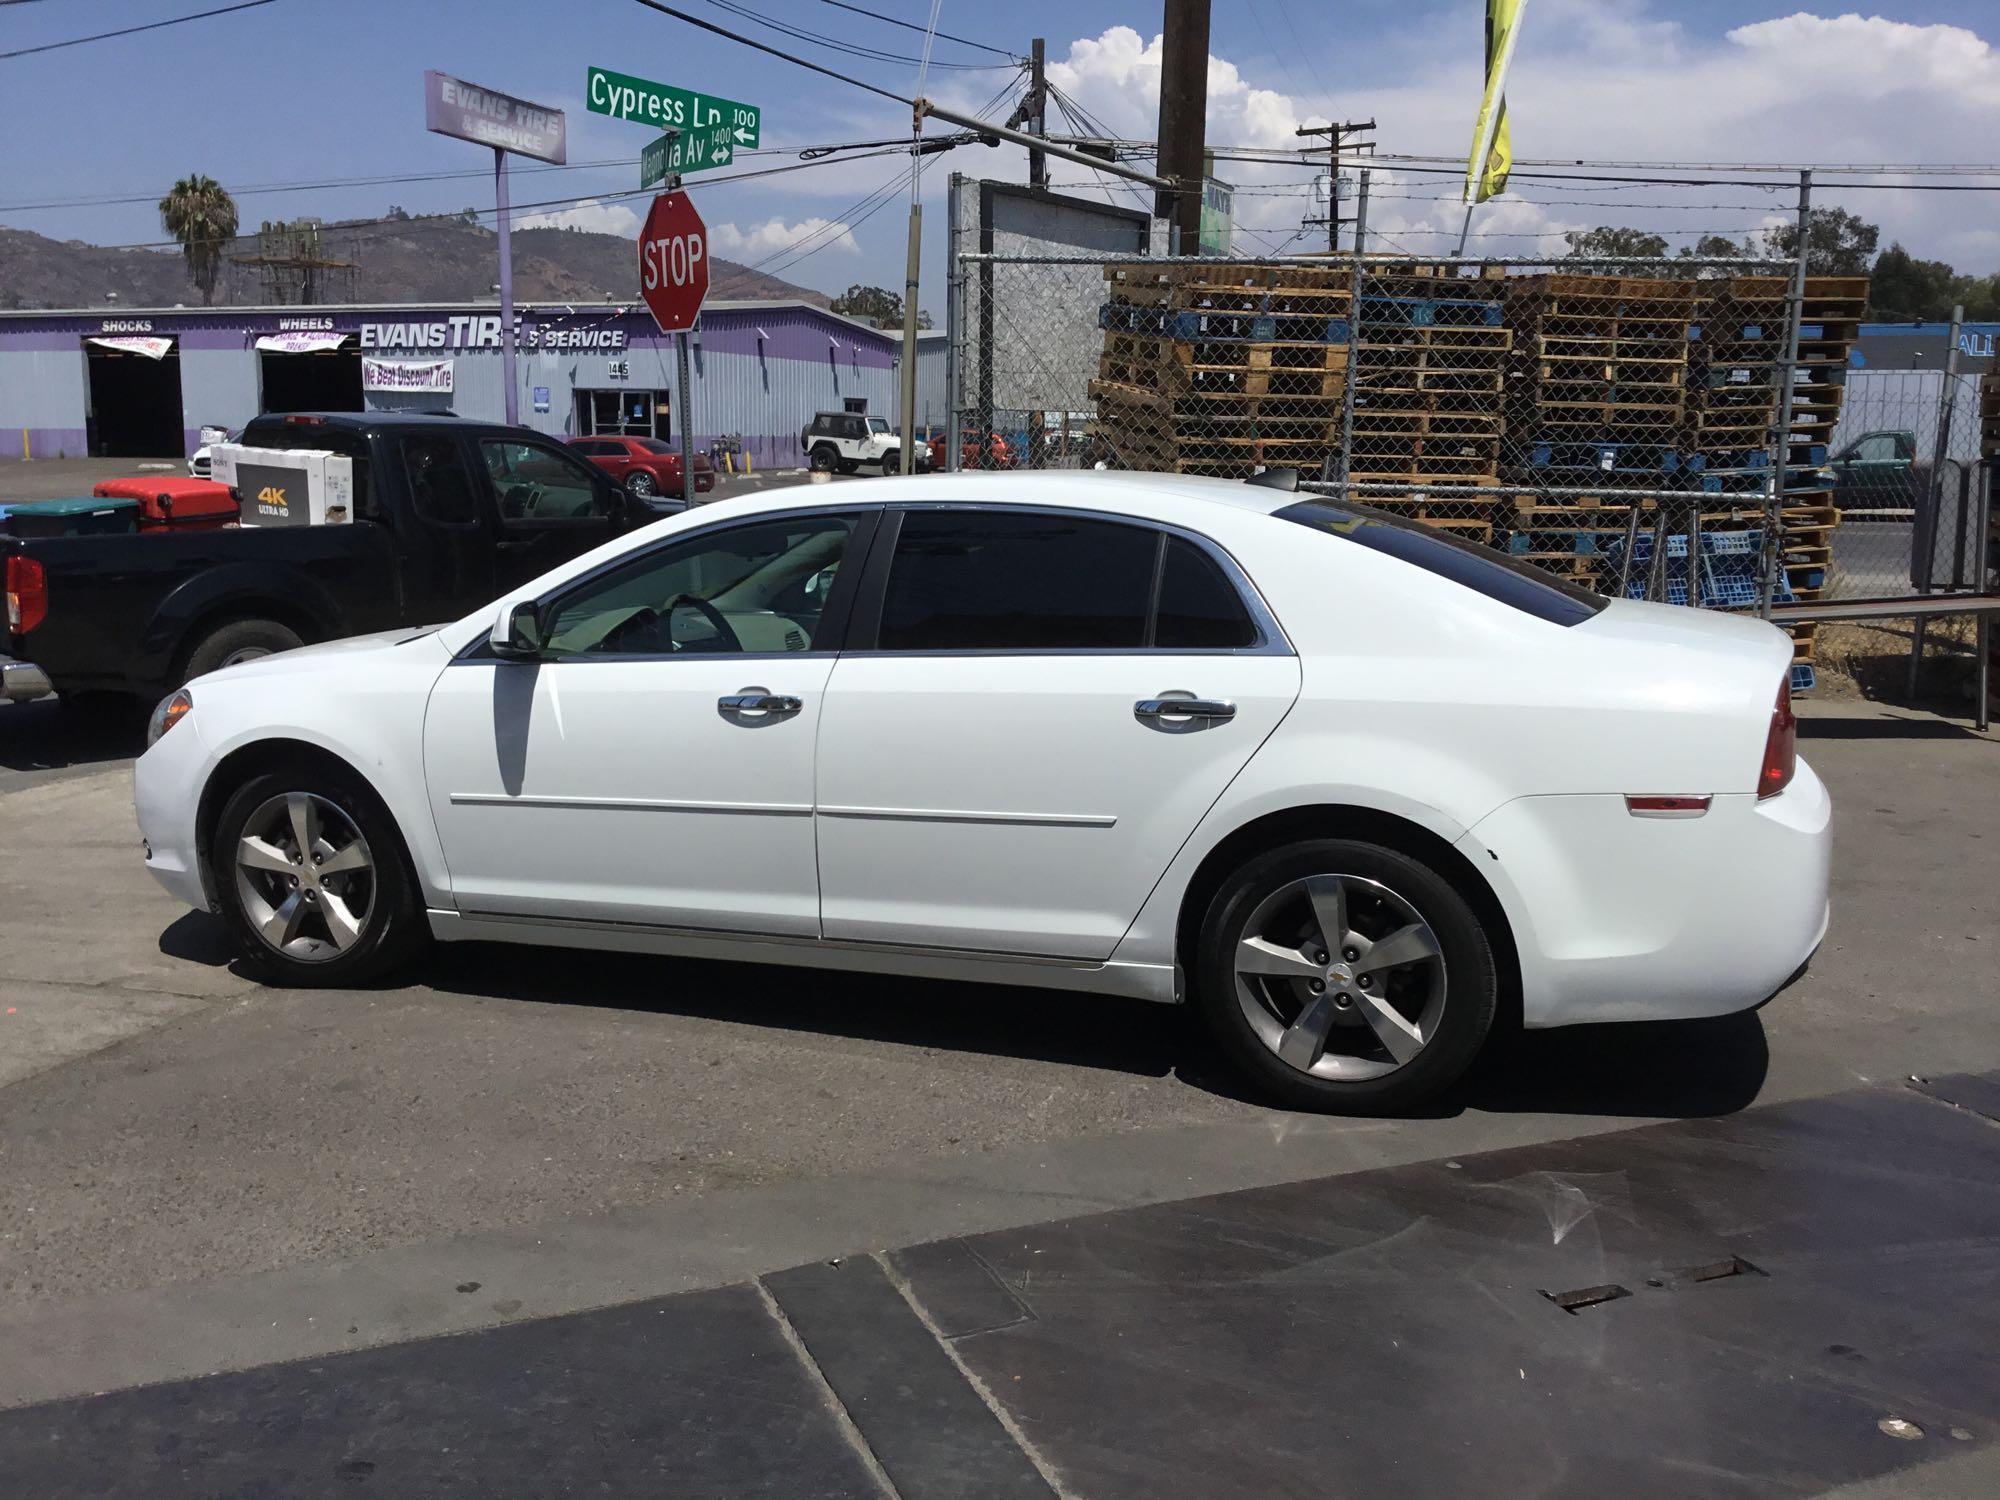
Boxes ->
[1195,838,1496,1114]
[211,762,429,987]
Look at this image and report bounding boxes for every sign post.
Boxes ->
[424,71,567,427]
[638,190,711,506]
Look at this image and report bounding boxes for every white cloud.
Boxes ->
[710,216,861,261]
[517,198,641,236]
[965,12,2000,264]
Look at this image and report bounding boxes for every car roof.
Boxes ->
[708,469,1301,523]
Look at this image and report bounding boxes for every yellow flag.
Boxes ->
[1465,0,1525,205]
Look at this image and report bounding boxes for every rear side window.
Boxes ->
[1156,536,1258,649]
[879,512,1155,650]
[1276,500,1607,626]
[401,434,480,527]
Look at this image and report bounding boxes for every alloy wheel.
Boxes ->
[233,792,377,962]
[1233,874,1447,1080]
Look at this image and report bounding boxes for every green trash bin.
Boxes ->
[2,496,141,538]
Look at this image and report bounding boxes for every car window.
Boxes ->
[1852,433,1898,462]
[867,417,891,435]
[402,434,480,527]
[1155,536,1259,649]
[544,514,859,657]
[636,438,676,455]
[877,511,1155,651]
[1276,500,1607,626]
[481,439,611,525]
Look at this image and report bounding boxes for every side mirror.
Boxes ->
[490,600,543,659]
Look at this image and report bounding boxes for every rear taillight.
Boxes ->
[1758,679,1796,799]
[5,554,47,634]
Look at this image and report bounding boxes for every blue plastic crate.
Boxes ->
[1789,663,1816,695]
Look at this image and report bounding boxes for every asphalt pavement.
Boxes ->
[0,698,1996,1496]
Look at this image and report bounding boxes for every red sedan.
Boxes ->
[567,435,716,499]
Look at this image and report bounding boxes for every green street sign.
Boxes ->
[640,123,742,186]
[588,65,761,167]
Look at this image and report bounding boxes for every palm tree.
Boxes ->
[158,175,238,305]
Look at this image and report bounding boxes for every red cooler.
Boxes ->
[92,476,239,531]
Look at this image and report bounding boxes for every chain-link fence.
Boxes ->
[948,245,1996,694]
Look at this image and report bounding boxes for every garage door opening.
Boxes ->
[260,348,364,414]
[85,345,185,457]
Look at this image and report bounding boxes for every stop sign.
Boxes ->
[637,191,708,334]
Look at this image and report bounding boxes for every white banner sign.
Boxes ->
[87,335,174,360]
[362,356,454,393]
[255,331,349,354]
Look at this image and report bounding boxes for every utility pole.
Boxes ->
[1029,39,1047,190]
[1155,0,1210,253]
[1297,119,1374,253]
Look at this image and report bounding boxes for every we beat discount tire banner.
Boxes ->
[638,192,709,334]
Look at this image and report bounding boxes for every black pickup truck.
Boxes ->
[3,412,675,707]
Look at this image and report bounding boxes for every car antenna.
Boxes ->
[1244,466,1299,492]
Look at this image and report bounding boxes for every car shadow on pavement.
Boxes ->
[417,941,1197,1080]
[0,698,142,775]
[411,939,1771,1119]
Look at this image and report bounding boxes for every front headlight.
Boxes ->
[146,688,193,748]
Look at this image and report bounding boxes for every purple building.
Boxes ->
[0,299,946,472]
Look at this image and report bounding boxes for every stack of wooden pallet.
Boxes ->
[1494,275,1701,584]
[1089,263,1350,478]
[1345,266,1510,539]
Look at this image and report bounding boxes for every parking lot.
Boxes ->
[1,696,1996,1494]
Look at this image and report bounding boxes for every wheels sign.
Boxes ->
[638,192,708,334]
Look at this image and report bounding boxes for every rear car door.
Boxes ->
[478,435,625,594]
[424,506,877,931]
[393,430,500,621]
[577,439,630,482]
[813,505,1301,959]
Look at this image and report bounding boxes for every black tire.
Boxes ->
[625,469,660,499]
[182,618,303,684]
[809,443,839,474]
[881,452,903,474]
[1194,838,1497,1115]
[210,760,430,987]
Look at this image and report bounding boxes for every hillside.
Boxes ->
[0,215,828,310]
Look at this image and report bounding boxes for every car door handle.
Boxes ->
[1135,697,1237,722]
[719,692,803,718]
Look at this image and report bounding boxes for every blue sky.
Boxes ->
[4,0,1997,313]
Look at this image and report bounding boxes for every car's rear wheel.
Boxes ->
[625,469,660,499]
[1195,838,1496,1114]
[211,762,429,987]
[809,443,838,474]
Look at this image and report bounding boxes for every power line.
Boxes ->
[816,0,1020,60]
[0,0,279,60]
[630,0,913,105]
[690,0,1014,69]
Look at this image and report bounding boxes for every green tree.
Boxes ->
[829,284,933,330]
[1562,226,1669,260]
[1678,233,1751,260]
[1760,207,1879,275]
[157,174,239,306]
[1868,243,1961,320]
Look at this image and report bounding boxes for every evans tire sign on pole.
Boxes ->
[588,65,759,179]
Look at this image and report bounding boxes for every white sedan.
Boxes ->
[133,472,1831,1113]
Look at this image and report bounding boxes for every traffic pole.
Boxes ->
[495,147,519,426]
[677,329,695,505]
[900,202,921,474]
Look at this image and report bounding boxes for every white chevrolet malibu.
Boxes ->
[134,472,1830,1113]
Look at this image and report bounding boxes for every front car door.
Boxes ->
[478,434,625,593]
[813,505,1301,959]
[423,507,877,932]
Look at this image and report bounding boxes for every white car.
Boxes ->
[802,412,921,475]
[133,472,1830,1113]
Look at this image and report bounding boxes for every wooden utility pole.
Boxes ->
[1029,39,1048,190]
[1155,0,1210,252]
[1297,119,1374,253]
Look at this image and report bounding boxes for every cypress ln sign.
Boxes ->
[588,65,760,177]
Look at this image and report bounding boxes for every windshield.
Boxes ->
[868,418,891,435]
[1276,499,1608,626]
